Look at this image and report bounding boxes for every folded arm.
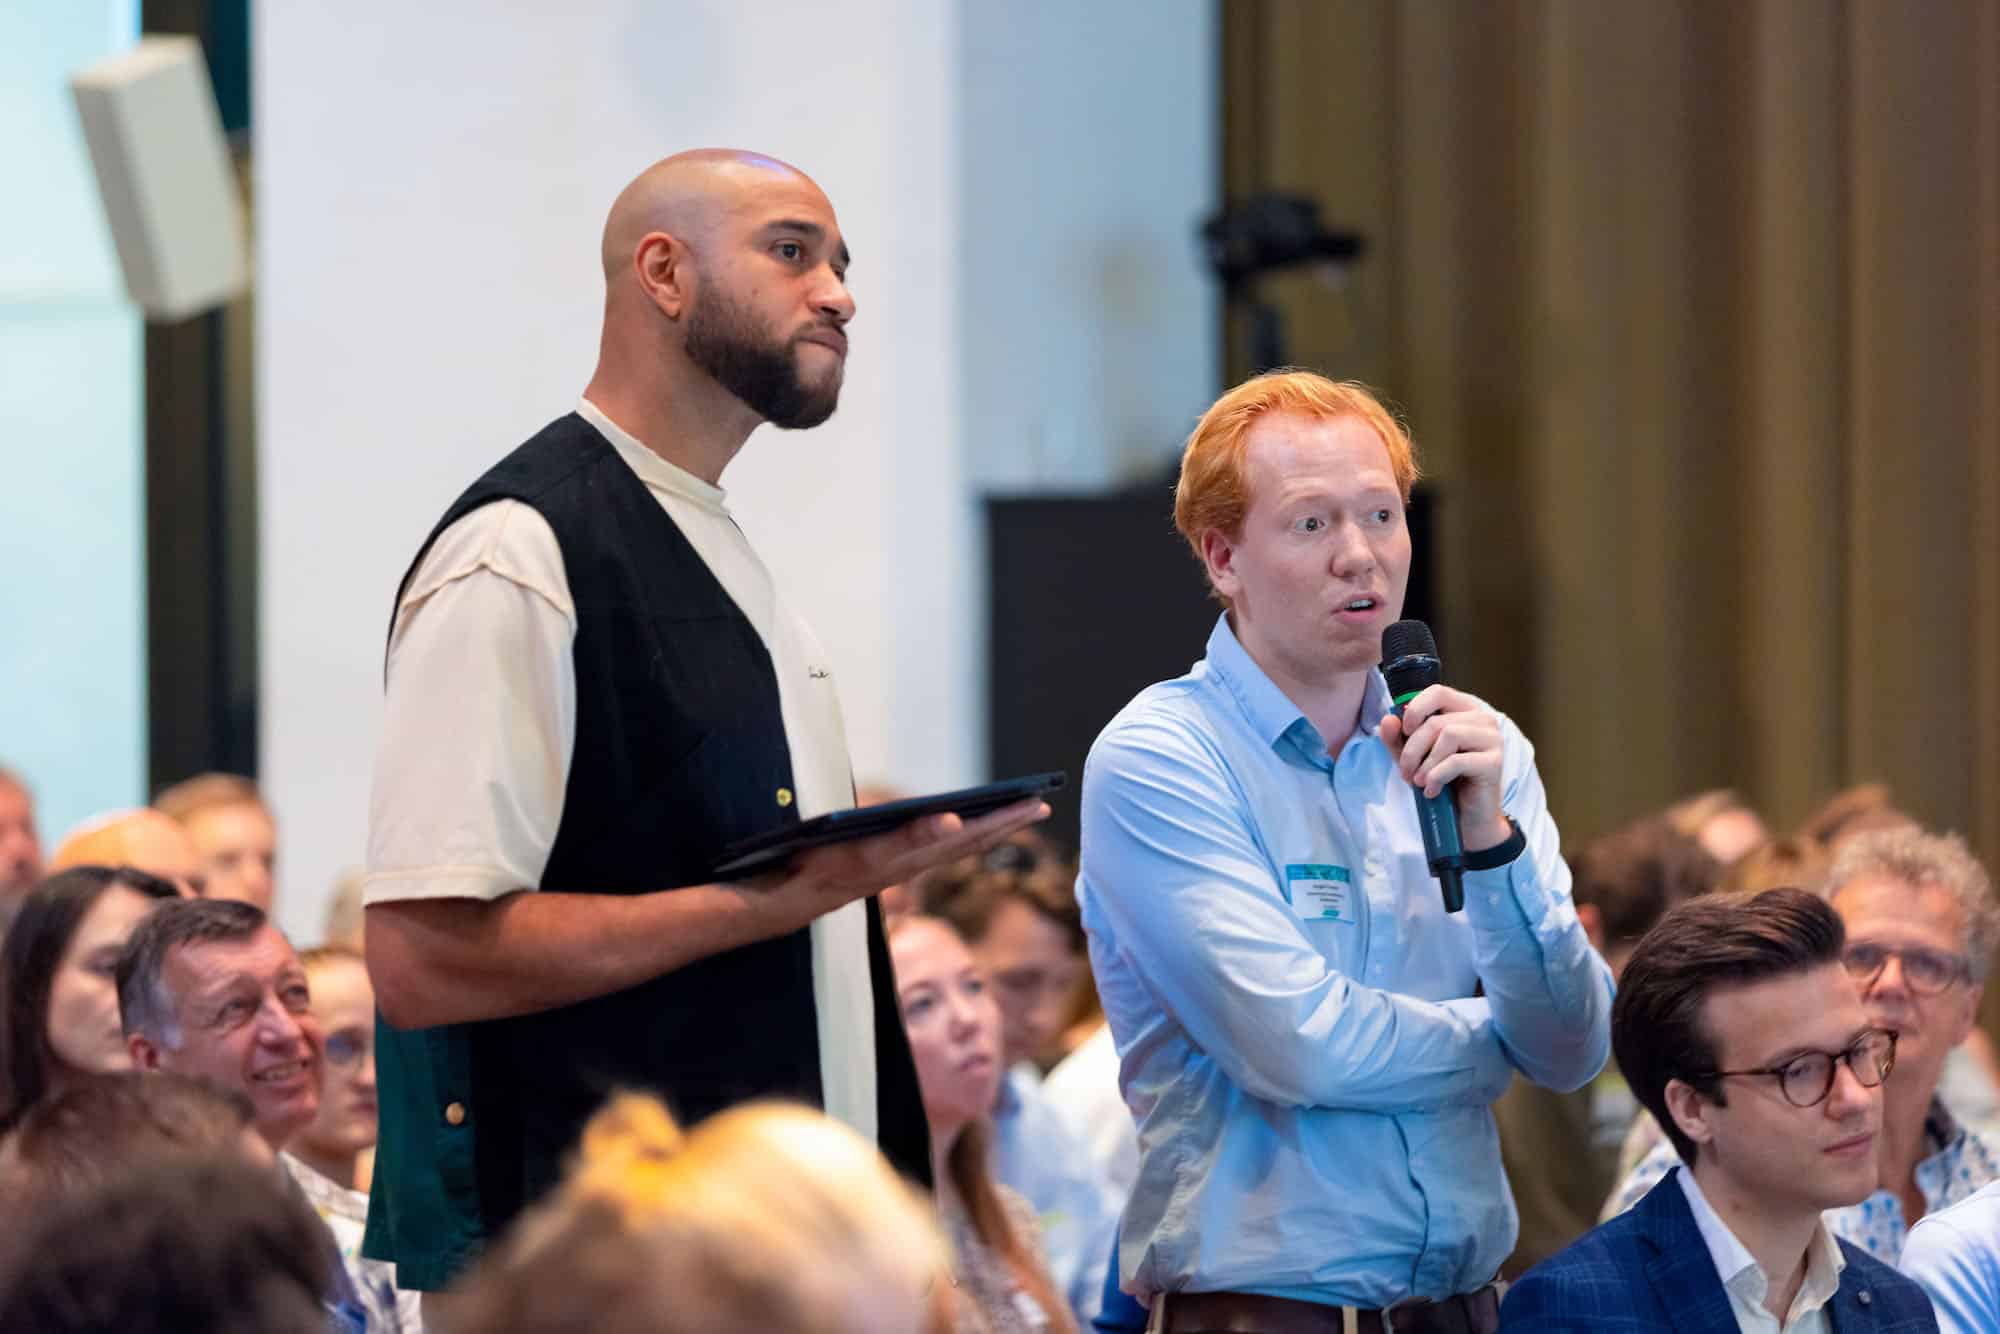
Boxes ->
[1080,720,1514,1114]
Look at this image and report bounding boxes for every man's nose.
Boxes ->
[815,270,855,325]
[1869,953,1910,997]
[255,994,306,1044]
[1826,1057,1879,1117]
[1327,521,1375,576]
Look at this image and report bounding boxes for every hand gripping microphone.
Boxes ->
[1381,619,1466,913]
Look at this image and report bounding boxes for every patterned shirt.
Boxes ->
[283,1154,423,1333]
[940,1177,1060,1334]
[1604,1098,2000,1263]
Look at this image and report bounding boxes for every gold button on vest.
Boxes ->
[776,787,793,807]
[444,1101,467,1126]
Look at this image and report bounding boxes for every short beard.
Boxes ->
[683,286,841,430]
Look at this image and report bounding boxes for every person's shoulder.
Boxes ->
[1948,1117,2000,1186]
[1084,670,1225,775]
[397,499,571,624]
[1602,1134,1681,1220]
[1913,1176,2000,1246]
[1832,1238,1943,1323]
[1502,1212,1659,1327]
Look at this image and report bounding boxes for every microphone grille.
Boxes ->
[1381,619,1437,665]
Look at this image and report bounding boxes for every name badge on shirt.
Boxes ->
[1285,863,1355,922]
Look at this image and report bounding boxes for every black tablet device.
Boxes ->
[709,771,1066,879]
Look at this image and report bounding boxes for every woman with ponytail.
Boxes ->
[890,914,1076,1334]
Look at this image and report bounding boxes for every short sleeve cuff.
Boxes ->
[361,866,531,906]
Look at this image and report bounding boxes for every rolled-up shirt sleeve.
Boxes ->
[364,501,577,905]
[1080,718,1515,1115]
[1461,721,1615,1092]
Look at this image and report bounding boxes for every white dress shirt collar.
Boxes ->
[1678,1167,1846,1328]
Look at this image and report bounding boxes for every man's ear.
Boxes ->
[1199,528,1241,607]
[634,231,690,320]
[127,1032,164,1072]
[1662,1077,1718,1152]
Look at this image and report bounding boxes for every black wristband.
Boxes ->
[1463,816,1526,871]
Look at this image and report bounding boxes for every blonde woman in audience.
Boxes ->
[282,944,419,1331]
[446,1093,950,1334]
[1664,787,1767,867]
[154,772,280,912]
[891,914,1075,1334]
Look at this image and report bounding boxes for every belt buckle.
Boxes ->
[1344,1306,1396,1334]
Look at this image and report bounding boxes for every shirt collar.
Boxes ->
[1677,1167,1847,1314]
[576,396,731,515]
[1202,614,1393,756]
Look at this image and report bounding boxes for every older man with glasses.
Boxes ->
[1605,826,2000,1264]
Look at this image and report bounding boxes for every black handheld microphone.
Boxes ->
[1381,619,1466,913]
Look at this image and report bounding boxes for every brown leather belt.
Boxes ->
[1152,1285,1502,1334]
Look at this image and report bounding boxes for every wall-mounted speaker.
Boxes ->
[70,36,247,323]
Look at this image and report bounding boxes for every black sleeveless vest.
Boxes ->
[363,413,931,1288]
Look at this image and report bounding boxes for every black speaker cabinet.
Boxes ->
[985,487,1439,853]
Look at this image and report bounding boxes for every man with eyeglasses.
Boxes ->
[116,898,384,1331]
[1606,827,2000,1264]
[1503,888,1938,1331]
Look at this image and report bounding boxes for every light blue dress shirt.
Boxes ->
[1902,1177,2000,1333]
[991,1064,1121,1325]
[1076,615,1613,1310]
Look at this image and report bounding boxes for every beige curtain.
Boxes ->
[1224,0,2000,873]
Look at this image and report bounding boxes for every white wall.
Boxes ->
[258,1,1216,943]
[0,1,144,846]
[959,3,1219,491]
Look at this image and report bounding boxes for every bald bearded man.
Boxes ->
[361,150,1047,1292]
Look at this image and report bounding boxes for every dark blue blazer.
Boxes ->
[1501,1168,1937,1332]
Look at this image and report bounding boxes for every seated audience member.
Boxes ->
[0,1069,268,1202]
[116,898,321,1151]
[0,867,179,1131]
[1718,834,1834,897]
[1797,783,1918,852]
[445,1092,949,1334]
[1043,1009,1138,1203]
[0,764,44,927]
[285,945,419,1332]
[1497,815,1718,1277]
[1902,1178,2000,1333]
[932,857,1118,1324]
[0,1156,337,1334]
[1501,889,1937,1331]
[114,897,380,1332]
[890,914,1076,1334]
[50,808,205,898]
[155,772,280,912]
[1666,788,1770,868]
[1605,831,1836,1189]
[1606,827,2000,1261]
